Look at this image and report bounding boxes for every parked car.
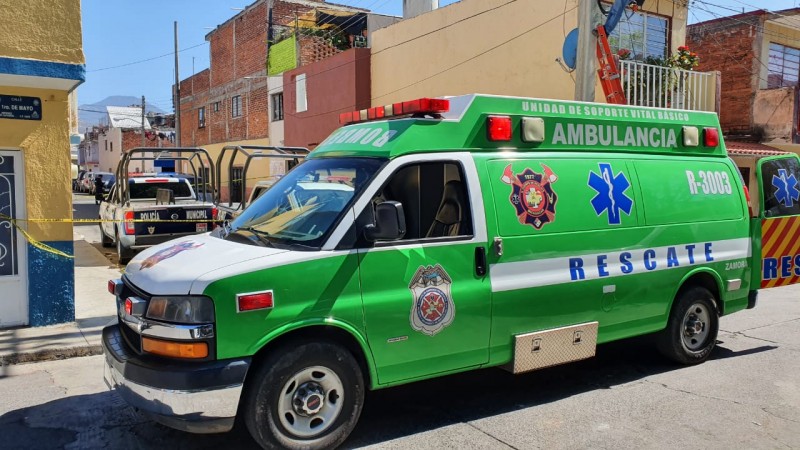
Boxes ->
[74,170,87,192]
[89,172,114,195]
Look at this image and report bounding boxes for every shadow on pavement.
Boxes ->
[0,336,776,449]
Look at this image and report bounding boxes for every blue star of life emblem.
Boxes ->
[588,163,633,225]
[772,168,800,208]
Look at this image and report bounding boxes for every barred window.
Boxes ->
[607,6,670,61]
[232,95,242,118]
[271,93,284,121]
[768,43,800,88]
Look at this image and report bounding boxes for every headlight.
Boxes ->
[146,296,215,324]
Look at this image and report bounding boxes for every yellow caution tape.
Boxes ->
[0,214,75,259]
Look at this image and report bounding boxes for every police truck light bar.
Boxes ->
[339,98,450,125]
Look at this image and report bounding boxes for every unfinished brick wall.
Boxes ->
[688,17,762,135]
[121,129,175,152]
[299,35,341,66]
[178,0,347,147]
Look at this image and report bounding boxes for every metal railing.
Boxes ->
[619,60,717,112]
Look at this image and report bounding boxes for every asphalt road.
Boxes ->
[19,193,791,448]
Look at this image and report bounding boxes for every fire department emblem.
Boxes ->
[500,164,558,229]
[408,264,454,336]
[139,240,204,269]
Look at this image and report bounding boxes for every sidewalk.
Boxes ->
[0,231,120,365]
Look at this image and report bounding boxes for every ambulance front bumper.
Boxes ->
[102,324,251,434]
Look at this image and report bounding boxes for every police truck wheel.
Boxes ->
[658,286,719,365]
[116,231,133,265]
[100,223,113,247]
[244,342,364,450]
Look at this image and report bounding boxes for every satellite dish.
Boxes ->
[562,28,579,71]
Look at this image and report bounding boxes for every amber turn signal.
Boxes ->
[142,337,208,359]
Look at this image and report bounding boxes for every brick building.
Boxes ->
[688,8,800,146]
[177,0,374,151]
[96,106,175,174]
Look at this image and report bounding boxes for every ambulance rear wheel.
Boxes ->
[244,342,365,450]
[658,286,719,365]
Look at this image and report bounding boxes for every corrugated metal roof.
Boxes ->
[725,141,789,156]
[106,106,151,129]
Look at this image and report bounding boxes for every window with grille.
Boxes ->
[271,93,284,121]
[232,95,242,118]
[606,6,670,62]
[198,107,206,128]
[768,43,800,88]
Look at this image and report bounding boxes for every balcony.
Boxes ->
[618,60,719,112]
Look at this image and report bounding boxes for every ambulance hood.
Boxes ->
[124,233,289,295]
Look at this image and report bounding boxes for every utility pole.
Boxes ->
[141,95,146,147]
[575,0,602,102]
[174,21,182,147]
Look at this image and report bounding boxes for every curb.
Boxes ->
[0,344,103,366]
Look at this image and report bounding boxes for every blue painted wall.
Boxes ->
[27,241,74,326]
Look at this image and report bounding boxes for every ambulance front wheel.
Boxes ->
[244,342,365,450]
[658,286,719,365]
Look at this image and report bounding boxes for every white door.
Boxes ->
[0,150,27,327]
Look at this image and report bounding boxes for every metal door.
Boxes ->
[231,166,244,203]
[756,154,800,288]
[0,150,27,327]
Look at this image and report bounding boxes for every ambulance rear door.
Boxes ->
[756,154,800,288]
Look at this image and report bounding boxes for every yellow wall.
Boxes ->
[370,0,688,105]
[0,86,73,241]
[0,0,84,64]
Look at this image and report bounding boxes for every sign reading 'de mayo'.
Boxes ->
[0,95,42,121]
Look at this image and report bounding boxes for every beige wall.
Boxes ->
[754,87,795,143]
[371,0,688,106]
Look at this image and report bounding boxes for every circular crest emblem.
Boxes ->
[416,287,449,327]
[170,213,180,220]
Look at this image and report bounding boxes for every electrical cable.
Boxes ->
[88,42,208,73]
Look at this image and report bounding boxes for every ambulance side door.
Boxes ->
[354,153,491,386]
[756,154,800,288]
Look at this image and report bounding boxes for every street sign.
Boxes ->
[0,95,42,121]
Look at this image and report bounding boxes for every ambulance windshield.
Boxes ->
[229,157,385,248]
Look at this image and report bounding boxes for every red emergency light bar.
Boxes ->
[339,98,450,125]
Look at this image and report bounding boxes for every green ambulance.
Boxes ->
[103,94,798,449]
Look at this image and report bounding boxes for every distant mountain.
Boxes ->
[78,96,168,131]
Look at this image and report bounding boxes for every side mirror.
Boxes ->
[364,201,406,242]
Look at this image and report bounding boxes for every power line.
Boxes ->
[690,0,800,42]
[88,42,208,73]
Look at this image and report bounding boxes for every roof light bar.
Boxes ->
[339,98,450,125]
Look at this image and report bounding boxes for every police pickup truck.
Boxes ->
[214,145,307,221]
[99,148,218,264]
[99,176,217,264]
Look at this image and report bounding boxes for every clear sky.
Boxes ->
[78,0,799,109]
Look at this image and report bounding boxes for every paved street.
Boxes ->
[73,193,123,267]
[1,205,799,450]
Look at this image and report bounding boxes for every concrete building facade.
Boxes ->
[0,0,85,327]
[369,0,690,106]
[283,48,371,149]
[688,8,800,146]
